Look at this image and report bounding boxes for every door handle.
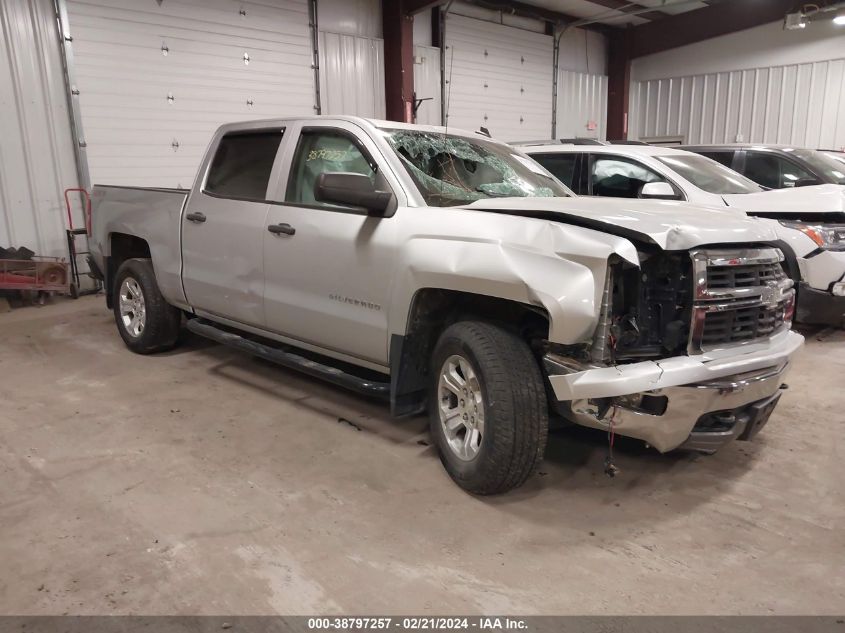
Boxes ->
[186,212,207,223]
[267,223,295,236]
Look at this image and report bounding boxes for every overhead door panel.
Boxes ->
[413,45,442,126]
[64,0,315,187]
[444,14,553,142]
[319,31,385,118]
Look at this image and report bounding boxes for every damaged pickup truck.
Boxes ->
[89,117,803,494]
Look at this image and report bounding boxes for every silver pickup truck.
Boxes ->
[89,116,803,494]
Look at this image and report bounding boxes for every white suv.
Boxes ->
[517,142,845,327]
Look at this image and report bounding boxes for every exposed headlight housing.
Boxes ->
[779,220,845,251]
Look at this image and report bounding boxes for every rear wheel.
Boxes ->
[429,321,548,495]
[113,258,181,354]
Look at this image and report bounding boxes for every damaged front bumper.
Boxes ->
[544,329,804,453]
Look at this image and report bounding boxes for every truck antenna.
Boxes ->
[440,44,454,200]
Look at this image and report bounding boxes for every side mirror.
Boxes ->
[314,172,394,216]
[794,177,821,188]
[639,181,680,200]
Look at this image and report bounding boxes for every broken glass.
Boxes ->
[381,129,570,207]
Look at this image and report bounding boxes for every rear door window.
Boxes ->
[528,153,579,190]
[204,129,284,200]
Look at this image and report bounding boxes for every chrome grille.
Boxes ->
[689,248,795,353]
[706,261,784,290]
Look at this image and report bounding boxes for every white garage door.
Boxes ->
[444,14,553,142]
[64,0,315,187]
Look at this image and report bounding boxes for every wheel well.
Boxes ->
[389,289,550,417]
[407,288,550,342]
[105,233,151,308]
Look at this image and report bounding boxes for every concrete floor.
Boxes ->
[1,296,843,615]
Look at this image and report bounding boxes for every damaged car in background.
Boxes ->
[87,117,803,494]
[519,142,845,328]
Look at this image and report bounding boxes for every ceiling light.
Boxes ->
[833,14,845,24]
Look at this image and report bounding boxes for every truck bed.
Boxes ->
[90,184,191,309]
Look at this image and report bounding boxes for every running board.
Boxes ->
[186,319,391,398]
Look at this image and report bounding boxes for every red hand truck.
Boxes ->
[64,187,101,298]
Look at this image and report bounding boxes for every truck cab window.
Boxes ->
[286,131,377,206]
[590,155,667,198]
[204,130,283,200]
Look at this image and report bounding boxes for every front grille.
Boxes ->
[700,298,789,346]
[706,261,784,290]
[689,248,794,352]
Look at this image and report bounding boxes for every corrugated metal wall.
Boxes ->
[444,13,554,141]
[319,31,385,119]
[557,70,607,140]
[64,0,316,188]
[629,58,845,148]
[0,0,80,257]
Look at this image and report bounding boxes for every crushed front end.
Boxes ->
[543,247,803,453]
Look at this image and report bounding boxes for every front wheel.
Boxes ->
[429,321,549,495]
[113,258,181,354]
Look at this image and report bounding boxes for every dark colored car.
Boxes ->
[820,149,845,167]
[679,144,845,189]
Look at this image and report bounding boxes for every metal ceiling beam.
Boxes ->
[403,0,447,15]
[582,0,670,22]
[408,0,675,25]
[622,0,800,58]
[455,0,613,31]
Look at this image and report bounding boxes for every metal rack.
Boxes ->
[0,257,70,294]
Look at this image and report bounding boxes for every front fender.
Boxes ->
[387,219,640,344]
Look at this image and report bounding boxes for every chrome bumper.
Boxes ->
[545,330,803,453]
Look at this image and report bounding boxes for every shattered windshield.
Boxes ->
[381,129,570,207]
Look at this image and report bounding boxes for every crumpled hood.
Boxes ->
[463,196,777,250]
[722,184,845,213]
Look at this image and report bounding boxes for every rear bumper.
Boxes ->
[795,282,845,326]
[545,330,803,452]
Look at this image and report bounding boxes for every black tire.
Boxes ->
[112,258,181,354]
[428,321,549,495]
